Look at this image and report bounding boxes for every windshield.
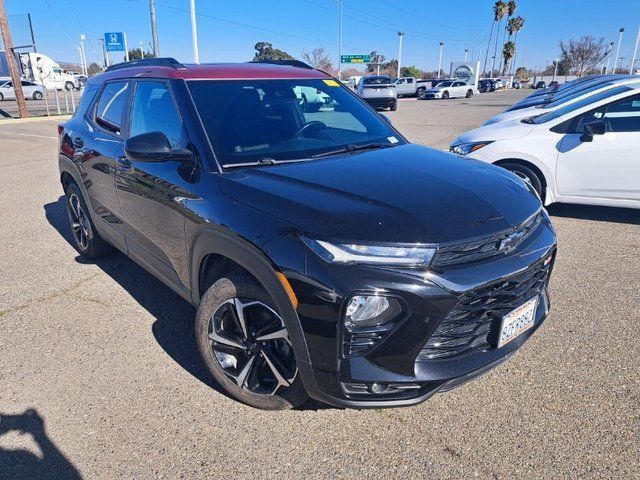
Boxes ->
[531,85,633,124]
[363,76,392,85]
[436,81,453,87]
[542,81,619,109]
[188,79,403,167]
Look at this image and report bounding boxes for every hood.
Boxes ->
[219,144,541,245]
[483,106,543,126]
[454,118,537,145]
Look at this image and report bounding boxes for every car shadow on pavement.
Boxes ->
[44,196,337,411]
[0,408,82,480]
[547,203,639,225]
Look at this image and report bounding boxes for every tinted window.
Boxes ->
[2,81,11,87]
[532,85,634,124]
[21,81,35,86]
[74,85,99,119]
[574,93,640,133]
[130,81,188,149]
[95,81,129,134]
[363,76,392,85]
[188,79,401,167]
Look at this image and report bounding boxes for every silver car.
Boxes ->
[357,75,397,111]
[0,80,45,101]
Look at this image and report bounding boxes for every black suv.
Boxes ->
[58,58,556,410]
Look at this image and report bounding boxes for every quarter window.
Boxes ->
[129,81,188,149]
[95,81,129,134]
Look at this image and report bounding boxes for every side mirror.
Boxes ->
[125,131,192,162]
[579,120,606,142]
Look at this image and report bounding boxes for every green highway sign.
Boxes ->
[341,54,371,64]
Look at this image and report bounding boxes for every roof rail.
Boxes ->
[250,59,314,70]
[105,57,186,72]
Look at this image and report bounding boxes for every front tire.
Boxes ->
[64,182,113,258]
[442,91,449,99]
[390,101,397,111]
[466,89,473,98]
[65,82,75,91]
[0,92,4,101]
[195,274,309,410]
[33,91,43,100]
[500,162,545,203]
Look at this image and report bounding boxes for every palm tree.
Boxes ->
[502,41,516,75]
[491,1,508,76]
[508,16,525,75]
[498,1,517,74]
[483,1,506,77]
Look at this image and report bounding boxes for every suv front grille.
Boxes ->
[432,211,542,268]
[417,255,552,361]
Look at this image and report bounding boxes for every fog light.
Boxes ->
[344,295,401,329]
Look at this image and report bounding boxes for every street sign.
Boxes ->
[105,32,125,52]
[341,54,371,64]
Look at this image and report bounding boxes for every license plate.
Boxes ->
[497,297,538,348]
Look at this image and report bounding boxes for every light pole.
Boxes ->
[464,48,468,61]
[397,31,404,78]
[437,41,444,79]
[79,35,87,76]
[189,0,199,63]
[140,41,145,59]
[604,41,614,73]
[613,27,625,73]
[552,58,559,82]
[149,0,160,57]
[335,0,343,80]
[630,26,639,73]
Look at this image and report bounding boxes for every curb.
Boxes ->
[0,115,72,124]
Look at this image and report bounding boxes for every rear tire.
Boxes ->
[64,182,113,259]
[416,87,425,98]
[390,101,397,111]
[466,89,473,98]
[195,274,309,410]
[0,93,4,101]
[500,162,545,202]
[442,91,449,99]
[65,82,75,91]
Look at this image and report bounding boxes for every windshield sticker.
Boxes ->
[323,79,340,87]
[387,136,399,144]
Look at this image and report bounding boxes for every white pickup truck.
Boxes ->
[394,77,432,97]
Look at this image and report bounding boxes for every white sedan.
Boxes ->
[419,80,473,100]
[450,81,640,209]
[0,80,44,101]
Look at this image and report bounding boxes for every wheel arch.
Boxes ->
[189,228,315,383]
[494,157,555,205]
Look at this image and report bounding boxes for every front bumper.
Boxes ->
[289,215,557,409]
[420,91,442,99]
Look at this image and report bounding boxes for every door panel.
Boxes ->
[116,80,196,290]
[556,93,640,202]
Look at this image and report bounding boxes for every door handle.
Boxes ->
[116,155,132,170]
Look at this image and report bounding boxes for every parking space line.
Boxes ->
[0,130,57,140]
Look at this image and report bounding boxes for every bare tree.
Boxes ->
[559,35,607,77]
[301,47,335,73]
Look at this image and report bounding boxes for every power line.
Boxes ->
[376,0,482,34]
[42,0,76,44]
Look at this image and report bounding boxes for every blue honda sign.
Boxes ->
[105,32,125,52]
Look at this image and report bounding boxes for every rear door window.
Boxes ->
[94,81,130,135]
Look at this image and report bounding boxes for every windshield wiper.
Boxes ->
[310,142,396,159]
[223,157,299,169]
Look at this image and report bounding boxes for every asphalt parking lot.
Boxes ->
[0,89,638,479]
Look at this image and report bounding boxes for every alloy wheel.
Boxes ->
[208,298,297,395]
[68,193,90,250]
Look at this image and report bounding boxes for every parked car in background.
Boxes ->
[357,75,397,110]
[0,79,44,100]
[548,80,559,88]
[419,80,473,99]
[450,80,640,209]
[478,79,496,92]
[393,77,432,97]
[512,80,522,89]
[58,57,556,410]
[483,76,640,125]
[67,71,87,89]
[534,81,547,89]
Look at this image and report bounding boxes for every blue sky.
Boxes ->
[5,0,640,71]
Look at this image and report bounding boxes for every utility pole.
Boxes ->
[79,35,87,76]
[98,37,109,67]
[140,41,145,59]
[124,32,129,62]
[437,41,444,79]
[612,27,625,73]
[630,26,639,73]
[149,0,160,57]
[0,0,28,118]
[335,0,343,80]
[189,0,199,63]
[27,13,36,51]
[397,32,404,78]
[464,48,468,61]
[552,58,559,82]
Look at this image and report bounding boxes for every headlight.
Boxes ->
[303,238,436,266]
[449,141,493,155]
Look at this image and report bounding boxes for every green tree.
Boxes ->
[400,66,421,78]
[506,16,524,75]
[126,49,156,61]
[367,50,385,73]
[252,42,294,62]
[515,66,528,80]
[502,41,515,75]
[485,1,507,76]
[498,0,517,73]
